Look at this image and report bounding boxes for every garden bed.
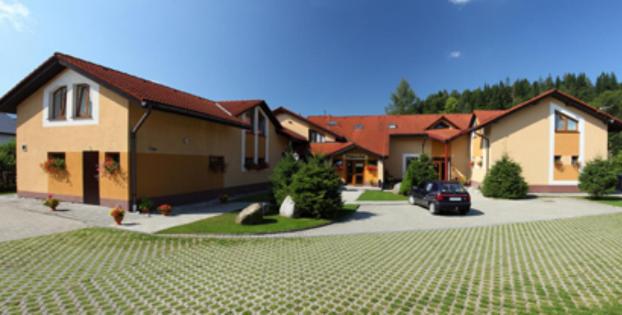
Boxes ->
[158,204,359,235]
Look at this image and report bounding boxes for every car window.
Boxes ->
[425,183,434,192]
[440,183,466,193]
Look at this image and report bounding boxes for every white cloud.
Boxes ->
[0,0,30,31]
[449,0,472,5]
[449,51,462,59]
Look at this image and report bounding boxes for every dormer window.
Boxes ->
[309,130,325,143]
[388,123,397,129]
[354,123,363,130]
[50,87,67,120]
[555,111,578,132]
[431,121,450,129]
[74,84,91,119]
[328,121,337,126]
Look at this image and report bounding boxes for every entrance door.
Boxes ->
[432,158,447,180]
[82,151,100,205]
[345,160,365,185]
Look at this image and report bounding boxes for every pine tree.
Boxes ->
[385,79,420,114]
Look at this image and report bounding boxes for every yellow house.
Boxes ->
[0,53,302,209]
[276,90,622,192]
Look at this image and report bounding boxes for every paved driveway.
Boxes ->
[286,190,622,237]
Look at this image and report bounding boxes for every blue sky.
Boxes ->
[1,0,622,116]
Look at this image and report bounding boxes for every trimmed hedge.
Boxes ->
[481,155,528,199]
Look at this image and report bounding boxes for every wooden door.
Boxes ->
[82,151,100,205]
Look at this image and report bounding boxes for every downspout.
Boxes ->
[444,142,449,180]
[129,101,152,211]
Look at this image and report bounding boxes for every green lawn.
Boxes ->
[159,204,360,235]
[357,190,408,201]
[2,214,622,313]
[589,196,622,207]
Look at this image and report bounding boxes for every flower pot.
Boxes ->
[113,215,123,225]
[139,207,150,214]
[159,209,172,216]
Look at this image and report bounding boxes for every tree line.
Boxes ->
[385,73,622,154]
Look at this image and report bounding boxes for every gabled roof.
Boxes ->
[0,114,16,135]
[472,89,622,131]
[218,100,264,116]
[472,109,507,126]
[0,52,249,128]
[308,113,473,156]
[273,106,343,139]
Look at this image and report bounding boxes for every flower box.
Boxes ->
[41,158,66,174]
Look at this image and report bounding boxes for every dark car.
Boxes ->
[408,181,471,215]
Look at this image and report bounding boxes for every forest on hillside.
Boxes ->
[385,73,622,154]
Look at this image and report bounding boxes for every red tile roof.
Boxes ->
[218,100,264,116]
[473,110,507,125]
[51,53,250,128]
[307,114,473,156]
[310,142,356,156]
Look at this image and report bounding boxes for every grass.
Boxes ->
[159,204,360,235]
[2,214,622,313]
[357,190,408,201]
[587,196,622,207]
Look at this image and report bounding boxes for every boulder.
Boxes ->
[392,182,401,194]
[236,203,263,225]
[279,195,298,218]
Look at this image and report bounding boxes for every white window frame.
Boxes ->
[548,102,585,185]
[42,70,99,127]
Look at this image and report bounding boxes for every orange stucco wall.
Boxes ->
[16,69,130,203]
[130,104,289,199]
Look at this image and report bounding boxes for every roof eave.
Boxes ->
[145,100,251,129]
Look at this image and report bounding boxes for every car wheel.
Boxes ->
[459,207,470,215]
[429,202,439,215]
[408,196,415,205]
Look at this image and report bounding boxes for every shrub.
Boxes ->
[0,140,16,191]
[481,155,528,199]
[579,158,617,198]
[290,156,342,219]
[138,198,153,213]
[399,154,436,195]
[270,151,301,206]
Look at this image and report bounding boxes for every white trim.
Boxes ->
[253,107,259,163]
[42,70,99,127]
[402,153,420,177]
[548,102,585,185]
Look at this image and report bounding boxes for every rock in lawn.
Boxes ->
[279,195,298,218]
[236,203,263,225]
[392,182,401,194]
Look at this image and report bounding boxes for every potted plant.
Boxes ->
[366,165,377,172]
[219,193,229,204]
[102,158,120,176]
[43,194,59,211]
[109,206,125,225]
[157,204,173,216]
[41,158,66,174]
[138,198,153,214]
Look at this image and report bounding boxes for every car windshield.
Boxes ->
[440,183,466,193]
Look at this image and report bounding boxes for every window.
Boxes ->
[555,111,578,132]
[50,87,67,120]
[554,155,562,165]
[328,121,337,126]
[74,84,91,118]
[388,123,397,129]
[309,130,325,143]
[208,155,226,173]
[354,123,364,130]
[571,156,580,166]
[431,121,450,129]
[245,110,256,133]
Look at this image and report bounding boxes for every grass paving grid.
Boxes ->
[1,215,622,313]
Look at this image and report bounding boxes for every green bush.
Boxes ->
[290,156,343,219]
[481,155,528,199]
[270,151,301,206]
[399,154,436,195]
[579,158,617,198]
[0,140,16,191]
